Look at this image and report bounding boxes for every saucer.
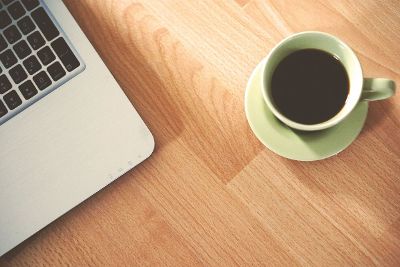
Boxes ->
[245,60,368,161]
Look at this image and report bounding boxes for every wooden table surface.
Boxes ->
[1,0,400,266]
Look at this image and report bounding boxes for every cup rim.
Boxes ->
[261,31,363,131]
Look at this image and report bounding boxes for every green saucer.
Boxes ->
[245,60,368,161]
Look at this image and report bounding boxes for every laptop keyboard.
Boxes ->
[0,0,84,125]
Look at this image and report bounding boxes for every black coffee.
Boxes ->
[271,49,349,125]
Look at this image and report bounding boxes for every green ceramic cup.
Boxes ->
[261,31,396,131]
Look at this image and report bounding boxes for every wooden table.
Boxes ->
[1,0,399,266]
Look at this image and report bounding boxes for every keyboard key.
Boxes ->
[4,90,22,110]
[13,39,31,59]
[8,1,26,20]
[23,55,40,75]
[37,46,55,65]
[21,0,38,11]
[0,99,7,118]
[19,80,37,100]
[47,61,65,81]
[9,64,27,84]
[51,37,80,72]
[17,16,35,35]
[0,10,12,29]
[0,49,17,68]
[27,31,45,50]
[0,35,7,52]
[4,25,22,44]
[33,70,51,90]
[0,74,12,94]
[31,8,59,41]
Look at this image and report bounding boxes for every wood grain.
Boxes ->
[1,0,399,266]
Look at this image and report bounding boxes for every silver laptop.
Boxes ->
[0,0,154,256]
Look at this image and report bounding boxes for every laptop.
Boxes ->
[0,0,154,256]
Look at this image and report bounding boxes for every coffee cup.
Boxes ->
[261,31,396,131]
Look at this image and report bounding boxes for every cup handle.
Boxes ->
[361,78,396,101]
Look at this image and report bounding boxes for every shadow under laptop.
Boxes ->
[63,2,186,152]
[99,42,185,152]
